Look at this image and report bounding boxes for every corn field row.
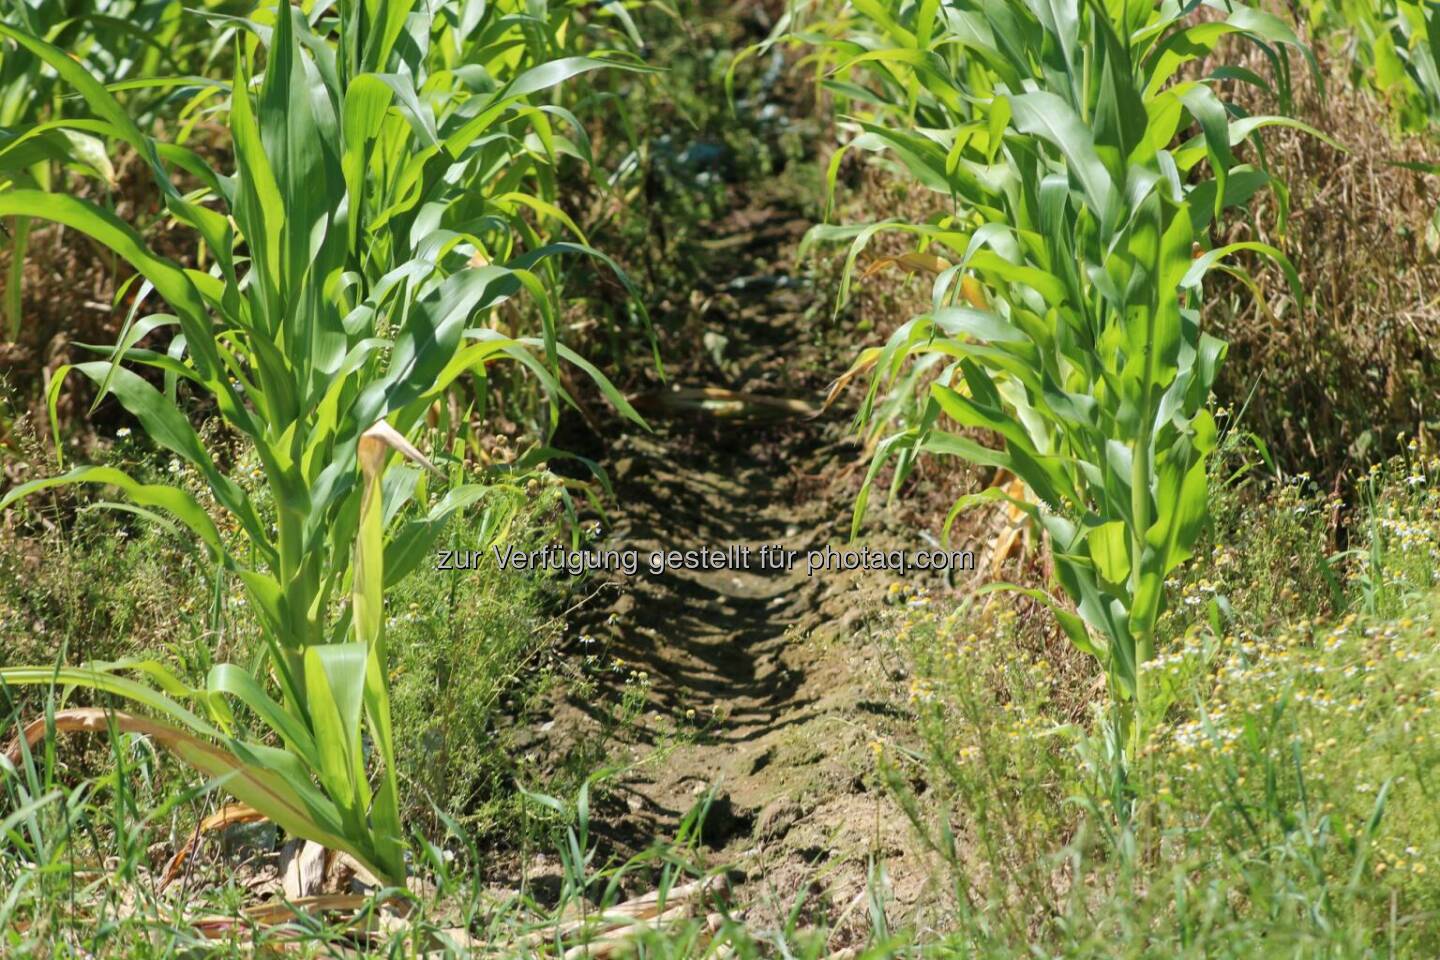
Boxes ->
[2,0,1440,955]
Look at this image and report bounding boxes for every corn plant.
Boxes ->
[0,0,240,341]
[794,0,1316,728]
[0,2,643,885]
[1302,0,1440,132]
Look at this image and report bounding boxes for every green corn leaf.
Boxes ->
[303,643,370,834]
[1008,91,1116,229]
[206,664,321,768]
[1087,519,1131,584]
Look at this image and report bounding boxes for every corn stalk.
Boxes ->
[794,0,1319,735]
[0,1,645,884]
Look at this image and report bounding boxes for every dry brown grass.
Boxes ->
[1210,38,1440,484]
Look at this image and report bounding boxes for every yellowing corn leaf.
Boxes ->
[862,251,951,277]
[358,420,443,479]
[824,346,884,410]
[159,802,267,889]
[632,387,820,420]
[0,706,378,877]
[959,275,988,309]
[990,475,1032,576]
[860,255,987,308]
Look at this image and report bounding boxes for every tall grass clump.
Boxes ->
[789,0,1316,743]
[0,1,643,886]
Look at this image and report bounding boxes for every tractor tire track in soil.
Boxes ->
[525,199,979,931]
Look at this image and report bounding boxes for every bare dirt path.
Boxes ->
[528,200,970,933]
